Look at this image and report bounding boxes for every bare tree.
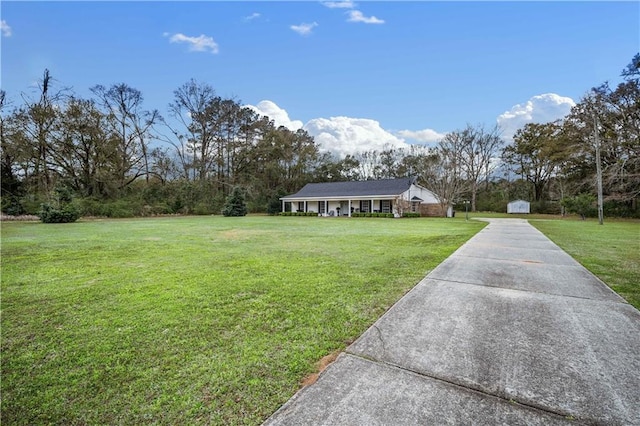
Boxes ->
[425,132,466,217]
[17,69,69,196]
[91,83,159,188]
[458,124,504,211]
[166,79,219,182]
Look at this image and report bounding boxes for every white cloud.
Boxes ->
[166,32,219,54]
[244,13,261,22]
[396,129,446,145]
[497,93,575,140]
[1,20,12,37]
[290,22,318,36]
[245,100,304,131]
[304,116,408,158]
[245,100,448,157]
[347,10,385,24]
[322,1,356,9]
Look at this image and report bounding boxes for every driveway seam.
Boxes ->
[421,276,630,305]
[341,352,588,425]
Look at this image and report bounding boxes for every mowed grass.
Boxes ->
[530,219,640,309]
[1,216,485,425]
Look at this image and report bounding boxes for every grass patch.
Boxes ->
[529,219,640,310]
[1,216,484,425]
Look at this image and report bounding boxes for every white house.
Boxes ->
[280,177,452,217]
[507,199,531,214]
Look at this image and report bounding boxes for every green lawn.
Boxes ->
[530,219,640,309]
[1,216,485,425]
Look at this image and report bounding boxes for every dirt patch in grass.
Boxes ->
[300,350,342,387]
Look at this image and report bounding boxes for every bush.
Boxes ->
[39,185,81,223]
[562,194,596,220]
[402,212,421,218]
[39,203,80,223]
[222,187,248,217]
[604,200,640,218]
[1,197,25,216]
[530,201,562,215]
[193,202,214,215]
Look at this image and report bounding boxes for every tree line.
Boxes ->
[1,54,638,218]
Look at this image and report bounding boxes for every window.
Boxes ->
[318,201,326,214]
[381,200,391,213]
[411,201,420,213]
[360,200,370,213]
[298,202,305,212]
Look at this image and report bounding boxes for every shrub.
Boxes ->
[530,201,562,215]
[39,185,80,223]
[222,187,247,217]
[562,194,596,220]
[39,203,80,223]
[402,212,421,218]
[603,200,640,218]
[193,202,214,215]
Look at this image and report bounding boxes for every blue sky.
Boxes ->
[1,1,638,156]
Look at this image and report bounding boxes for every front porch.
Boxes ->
[282,198,421,217]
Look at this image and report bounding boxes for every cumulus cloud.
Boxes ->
[396,128,446,145]
[347,10,385,24]
[245,100,304,131]
[290,22,318,36]
[166,32,219,54]
[322,1,356,9]
[1,20,12,37]
[305,117,408,158]
[497,93,575,140]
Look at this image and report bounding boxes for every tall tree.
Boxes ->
[14,69,67,196]
[564,77,640,206]
[425,132,466,217]
[502,121,567,202]
[457,124,504,211]
[166,80,221,182]
[91,83,159,189]
[50,97,118,197]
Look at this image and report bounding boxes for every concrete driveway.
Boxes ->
[264,219,640,425]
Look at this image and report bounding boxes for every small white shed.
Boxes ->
[507,199,530,214]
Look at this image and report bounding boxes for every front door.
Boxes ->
[340,201,349,216]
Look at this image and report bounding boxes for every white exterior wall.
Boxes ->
[405,184,440,204]
[282,184,443,217]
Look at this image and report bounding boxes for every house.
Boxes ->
[280,177,452,217]
[507,199,531,214]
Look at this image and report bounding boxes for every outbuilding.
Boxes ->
[507,199,531,214]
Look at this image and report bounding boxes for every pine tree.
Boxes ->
[222,187,247,217]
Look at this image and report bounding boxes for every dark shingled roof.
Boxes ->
[281,178,417,199]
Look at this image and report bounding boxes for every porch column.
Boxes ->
[282,201,285,213]
[371,199,375,213]
[348,200,352,217]
[304,201,307,212]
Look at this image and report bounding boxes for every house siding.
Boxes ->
[281,179,450,217]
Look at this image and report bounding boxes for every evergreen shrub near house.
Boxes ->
[402,212,421,218]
